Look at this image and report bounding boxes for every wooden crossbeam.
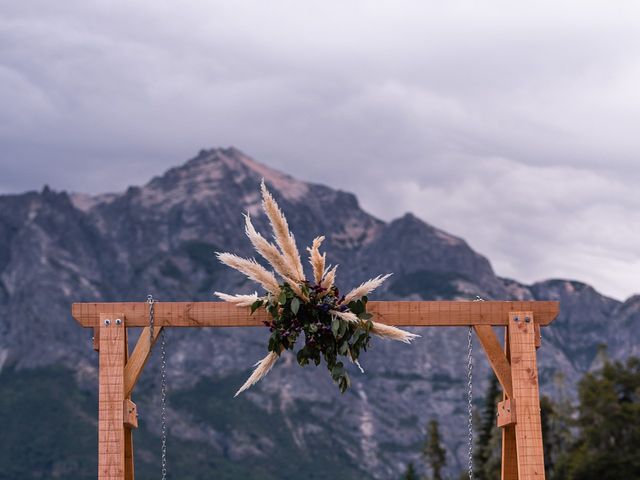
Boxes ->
[73,301,559,328]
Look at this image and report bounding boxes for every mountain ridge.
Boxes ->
[0,146,638,478]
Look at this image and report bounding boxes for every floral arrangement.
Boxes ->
[215,181,419,396]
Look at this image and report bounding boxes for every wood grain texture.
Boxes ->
[99,313,126,480]
[502,326,519,480]
[73,301,559,328]
[474,325,514,399]
[124,429,134,480]
[123,326,162,399]
[509,312,546,479]
[123,327,135,480]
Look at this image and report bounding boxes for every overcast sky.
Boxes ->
[1,1,639,300]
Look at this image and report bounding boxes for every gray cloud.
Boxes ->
[1,0,639,299]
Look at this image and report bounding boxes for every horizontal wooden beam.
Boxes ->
[72,300,559,328]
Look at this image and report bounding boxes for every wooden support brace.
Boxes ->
[98,313,126,480]
[474,325,514,400]
[123,326,163,399]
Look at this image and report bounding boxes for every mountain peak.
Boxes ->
[187,147,310,199]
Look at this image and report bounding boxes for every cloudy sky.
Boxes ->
[1,1,639,299]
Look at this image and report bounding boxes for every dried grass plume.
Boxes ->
[260,180,305,281]
[234,351,280,397]
[214,292,259,307]
[307,236,326,284]
[343,274,393,305]
[244,214,299,281]
[215,252,280,295]
[371,323,420,344]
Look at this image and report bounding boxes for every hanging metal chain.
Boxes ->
[148,294,155,345]
[148,294,167,480]
[160,327,167,480]
[467,325,474,480]
[466,295,483,479]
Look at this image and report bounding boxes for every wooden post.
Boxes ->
[98,313,126,480]
[509,311,545,479]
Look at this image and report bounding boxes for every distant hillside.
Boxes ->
[0,147,637,478]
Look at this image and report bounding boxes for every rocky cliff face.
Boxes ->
[0,147,637,478]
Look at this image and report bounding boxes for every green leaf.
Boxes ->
[348,300,364,315]
[338,373,351,393]
[250,299,264,314]
[268,335,279,353]
[296,349,309,366]
[331,317,340,337]
[338,320,348,338]
[352,329,366,342]
[291,297,300,315]
[331,362,345,376]
[360,312,373,320]
[278,290,287,305]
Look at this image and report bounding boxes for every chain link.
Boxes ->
[466,296,484,479]
[148,294,155,345]
[467,325,474,480]
[160,327,167,480]
[148,294,167,480]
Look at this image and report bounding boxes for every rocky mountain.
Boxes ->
[0,147,638,479]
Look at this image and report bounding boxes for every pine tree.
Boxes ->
[474,375,501,480]
[554,357,640,479]
[423,419,447,480]
[402,462,419,480]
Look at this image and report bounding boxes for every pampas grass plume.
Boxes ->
[214,292,260,307]
[234,351,280,397]
[371,322,420,344]
[244,213,298,282]
[307,236,326,284]
[260,180,305,281]
[343,273,392,305]
[216,252,280,295]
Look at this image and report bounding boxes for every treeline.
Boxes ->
[402,356,640,480]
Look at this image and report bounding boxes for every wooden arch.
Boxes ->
[72,300,559,479]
